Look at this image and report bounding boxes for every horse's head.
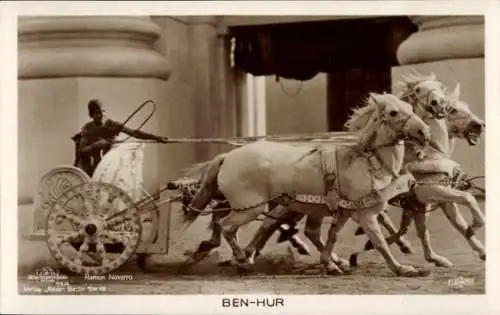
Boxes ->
[446,84,485,146]
[369,92,431,147]
[399,72,449,119]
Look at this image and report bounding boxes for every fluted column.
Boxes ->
[392,16,485,180]
[19,16,170,79]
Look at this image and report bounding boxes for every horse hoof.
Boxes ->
[326,266,344,276]
[236,264,253,276]
[416,268,431,277]
[480,253,486,261]
[218,260,234,267]
[349,254,359,267]
[192,251,211,262]
[430,256,453,268]
[397,265,430,277]
[336,259,351,272]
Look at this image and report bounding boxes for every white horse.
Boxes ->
[235,74,452,261]
[349,81,485,266]
[182,92,431,277]
[180,73,450,270]
[246,77,485,270]
[245,76,485,270]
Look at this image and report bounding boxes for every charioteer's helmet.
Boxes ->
[88,99,105,117]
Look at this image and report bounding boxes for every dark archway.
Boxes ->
[229,16,417,131]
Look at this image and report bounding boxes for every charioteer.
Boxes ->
[72,99,168,176]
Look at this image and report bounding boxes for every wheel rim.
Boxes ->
[45,182,142,275]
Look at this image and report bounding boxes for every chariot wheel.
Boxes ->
[45,181,142,276]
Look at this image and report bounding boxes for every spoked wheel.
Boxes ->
[45,182,142,276]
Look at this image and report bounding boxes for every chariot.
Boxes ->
[33,142,174,275]
[32,130,364,276]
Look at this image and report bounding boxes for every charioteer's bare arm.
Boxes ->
[120,125,167,142]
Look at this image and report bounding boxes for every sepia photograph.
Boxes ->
[1,1,499,314]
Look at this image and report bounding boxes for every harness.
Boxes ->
[311,112,418,211]
[320,147,383,210]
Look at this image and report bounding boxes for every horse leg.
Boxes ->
[218,204,268,269]
[415,185,485,237]
[244,204,287,263]
[377,211,414,254]
[304,213,350,271]
[413,206,453,267]
[245,205,309,264]
[349,209,413,267]
[319,211,351,275]
[354,211,414,254]
[352,207,423,277]
[441,202,485,261]
[184,207,229,267]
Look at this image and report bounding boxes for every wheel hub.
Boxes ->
[85,223,98,236]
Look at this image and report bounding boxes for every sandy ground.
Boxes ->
[18,202,485,295]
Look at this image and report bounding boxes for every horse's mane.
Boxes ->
[344,96,381,151]
[395,71,443,100]
[344,96,378,132]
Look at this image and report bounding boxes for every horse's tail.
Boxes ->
[181,153,227,225]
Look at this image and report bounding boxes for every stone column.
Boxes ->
[147,17,239,264]
[185,17,239,161]
[240,73,267,137]
[392,16,485,178]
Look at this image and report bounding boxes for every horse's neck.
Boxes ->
[370,126,405,175]
[413,106,451,156]
[425,117,451,156]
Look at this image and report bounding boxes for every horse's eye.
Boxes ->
[450,108,458,114]
[415,87,421,93]
[431,100,438,106]
[389,110,398,117]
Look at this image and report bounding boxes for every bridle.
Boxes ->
[357,110,425,179]
[446,107,477,139]
[402,82,449,119]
